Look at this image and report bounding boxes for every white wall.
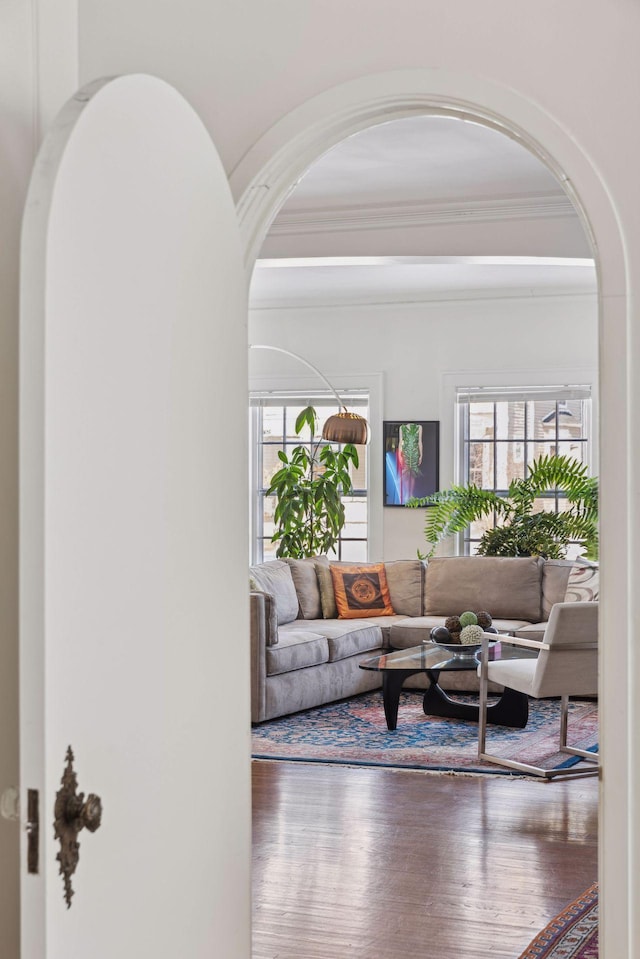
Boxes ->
[250,292,598,560]
[78,0,640,235]
[0,4,77,956]
[2,1,636,955]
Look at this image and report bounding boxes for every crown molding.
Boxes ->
[269,192,576,236]
[250,287,597,311]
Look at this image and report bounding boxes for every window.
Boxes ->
[457,385,592,555]
[250,392,369,563]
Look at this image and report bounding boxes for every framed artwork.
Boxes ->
[383,420,440,507]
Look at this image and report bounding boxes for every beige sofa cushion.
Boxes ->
[316,561,338,618]
[250,560,299,625]
[266,629,328,676]
[383,560,425,617]
[424,556,543,622]
[284,555,328,619]
[541,559,575,619]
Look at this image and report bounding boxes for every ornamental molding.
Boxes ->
[269,192,576,237]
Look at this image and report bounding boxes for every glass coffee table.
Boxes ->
[359,640,539,731]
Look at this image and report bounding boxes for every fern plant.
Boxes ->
[408,454,598,560]
[265,406,359,558]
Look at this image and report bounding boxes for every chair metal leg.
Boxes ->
[478,692,599,779]
[559,694,599,763]
[477,640,489,758]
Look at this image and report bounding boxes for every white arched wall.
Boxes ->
[231,70,634,959]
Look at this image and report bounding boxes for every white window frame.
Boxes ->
[248,372,383,564]
[440,368,598,555]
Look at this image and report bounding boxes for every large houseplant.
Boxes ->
[266,406,359,558]
[408,454,598,560]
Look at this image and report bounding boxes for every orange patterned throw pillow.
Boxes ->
[330,563,395,619]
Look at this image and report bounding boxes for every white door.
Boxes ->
[20,75,251,958]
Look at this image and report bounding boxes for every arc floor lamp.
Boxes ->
[249,344,369,445]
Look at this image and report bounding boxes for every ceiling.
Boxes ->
[250,115,593,307]
[280,116,566,210]
[250,256,597,309]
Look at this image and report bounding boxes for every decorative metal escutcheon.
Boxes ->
[54,746,103,908]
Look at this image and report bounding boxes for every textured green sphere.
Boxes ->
[460,624,484,645]
[459,611,478,628]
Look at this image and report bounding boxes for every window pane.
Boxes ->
[262,445,284,489]
[469,513,496,541]
[556,440,587,466]
[343,498,367,522]
[495,401,525,440]
[496,442,525,488]
[349,451,367,490]
[469,403,494,440]
[285,405,314,442]
[533,496,557,514]
[528,441,559,467]
[261,540,278,561]
[527,400,558,439]
[561,400,587,437]
[262,406,284,441]
[468,442,493,488]
[465,540,483,556]
[342,497,367,538]
[262,494,277,538]
[565,542,586,560]
[339,540,367,562]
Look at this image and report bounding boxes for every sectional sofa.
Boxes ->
[249,554,598,723]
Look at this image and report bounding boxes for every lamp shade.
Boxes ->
[322,410,369,445]
[249,344,370,444]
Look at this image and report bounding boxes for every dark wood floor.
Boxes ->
[252,760,598,959]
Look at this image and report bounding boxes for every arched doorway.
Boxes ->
[235,70,631,958]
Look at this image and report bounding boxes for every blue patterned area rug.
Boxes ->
[519,882,598,957]
[252,691,598,776]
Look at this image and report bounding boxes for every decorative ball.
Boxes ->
[448,631,462,645]
[444,615,462,633]
[431,626,452,643]
[476,610,493,629]
[460,624,484,645]
[459,611,478,628]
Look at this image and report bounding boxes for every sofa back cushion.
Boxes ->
[249,560,299,625]
[564,561,599,603]
[541,559,576,619]
[382,560,425,617]
[424,556,543,622]
[316,561,338,618]
[284,556,328,619]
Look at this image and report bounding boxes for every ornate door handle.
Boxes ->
[54,747,103,908]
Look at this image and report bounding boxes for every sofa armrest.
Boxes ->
[250,590,278,646]
[250,591,278,723]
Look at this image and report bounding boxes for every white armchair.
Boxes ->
[477,602,599,779]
